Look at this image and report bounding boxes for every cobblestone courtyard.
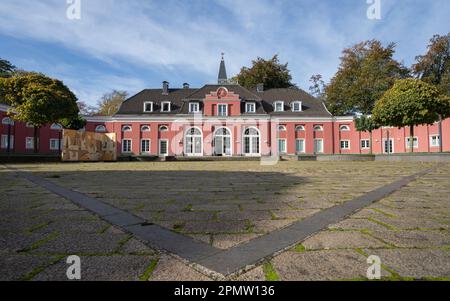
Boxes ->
[0,161,449,280]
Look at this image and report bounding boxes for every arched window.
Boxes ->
[159,125,169,132]
[50,123,63,130]
[243,127,260,156]
[26,122,34,128]
[185,127,202,156]
[1,117,14,125]
[313,125,323,132]
[277,125,287,132]
[141,125,151,132]
[95,125,107,133]
[122,125,132,132]
[340,125,350,131]
[214,127,232,156]
[295,125,305,131]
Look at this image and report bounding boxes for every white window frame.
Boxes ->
[143,101,153,113]
[122,139,132,153]
[383,138,395,154]
[296,138,305,153]
[159,125,169,132]
[50,123,63,130]
[274,101,284,112]
[140,139,151,154]
[361,139,370,150]
[314,138,324,153]
[295,125,305,132]
[141,125,151,132]
[95,125,107,133]
[2,117,14,125]
[340,125,350,131]
[161,101,171,112]
[277,125,287,132]
[278,139,287,154]
[340,140,350,150]
[184,127,203,156]
[1,135,14,149]
[122,125,132,132]
[26,122,34,128]
[291,101,302,112]
[405,136,419,149]
[159,139,169,156]
[242,127,261,156]
[314,125,323,132]
[429,135,440,147]
[189,102,200,113]
[217,104,228,117]
[49,139,61,150]
[245,102,256,113]
[25,137,34,150]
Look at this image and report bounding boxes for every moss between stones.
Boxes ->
[139,257,159,281]
[293,244,306,253]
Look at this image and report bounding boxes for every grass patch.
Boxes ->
[293,244,306,253]
[245,220,254,233]
[366,217,397,231]
[370,208,397,218]
[183,204,193,212]
[262,262,280,281]
[139,258,159,281]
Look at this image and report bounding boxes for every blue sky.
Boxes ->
[0,0,449,105]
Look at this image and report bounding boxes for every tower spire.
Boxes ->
[218,53,228,84]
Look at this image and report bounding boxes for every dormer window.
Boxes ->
[161,101,171,112]
[189,102,200,113]
[274,101,284,112]
[292,101,302,112]
[245,102,256,113]
[143,102,153,112]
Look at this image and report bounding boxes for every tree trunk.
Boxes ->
[409,126,414,153]
[34,126,39,153]
[438,115,443,153]
[369,131,373,155]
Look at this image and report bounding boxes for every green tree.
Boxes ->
[234,55,295,90]
[413,33,450,151]
[0,74,80,152]
[372,78,450,152]
[0,58,16,78]
[325,40,409,116]
[97,90,128,116]
[354,115,379,154]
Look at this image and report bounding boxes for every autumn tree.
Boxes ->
[234,55,295,90]
[77,101,98,116]
[309,74,326,101]
[0,74,80,152]
[413,33,450,151]
[97,90,128,116]
[372,79,450,152]
[325,40,409,116]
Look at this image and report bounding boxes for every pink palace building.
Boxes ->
[1,57,449,157]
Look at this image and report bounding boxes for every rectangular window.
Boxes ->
[159,140,168,156]
[218,104,228,117]
[122,139,132,153]
[278,139,287,154]
[49,139,61,150]
[361,139,370,149]
[292,102,302,112]
[141,139,150,153]
[189,102,199,113]
[430,135,440,147]
[161,102,171,112]
[405,137,418,149]
[25,137,34,150]
[1,135,14,149]
[143,102,153,112]
[340,140,350,150]
[314,139,323,153]
[245,102,255,113]
[296,139,305,153]
[274,102,284,112]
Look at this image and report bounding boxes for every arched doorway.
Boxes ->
[243,127,260,156]
[214,127,232,156]
[185,127,203,156]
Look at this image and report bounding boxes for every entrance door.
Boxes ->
[214,128,232,156]
[383,139,394,154]
[314,139,323,153]
[159,140,168,156]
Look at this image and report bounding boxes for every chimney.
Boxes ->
[183,83,190,89]
[256,83,264,93]
[162,81,169,95]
